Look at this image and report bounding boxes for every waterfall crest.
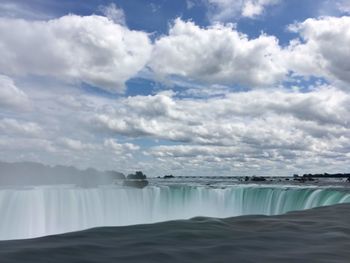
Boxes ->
[1,185,349,240]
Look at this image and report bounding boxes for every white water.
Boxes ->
[0,185,350,240]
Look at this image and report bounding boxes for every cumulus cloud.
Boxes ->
[150,16,350,89]
[206,0,280,22]
[287,16,350,86]
[150,19,286,88]
[242,0,280,17]
[2,13,348,95]
[0,74,30,110]
[0,15,152,92]
[2,10,350,176]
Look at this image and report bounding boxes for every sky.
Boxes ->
[0,0,350,177]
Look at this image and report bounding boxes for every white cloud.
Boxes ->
[0,74,30,110]
[1,11,350,176]
[0,118,42,136]
[337,0,350,13]
[242,0,280,17]
[104,138,140,159]
[60,138,97,151]
[104,139,140,153]
[1,79,350,176]
[94,86,350,156]
[150,19,286,88]
[206,0,280,22]
[133,86,350,175]
[150,16,350,89]
[0,1,52,20]
[287,16,350,86]
[0,138,56,153]
[0,15,152,93]
[99,3,126,25]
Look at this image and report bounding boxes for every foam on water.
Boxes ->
[1,185,350,240]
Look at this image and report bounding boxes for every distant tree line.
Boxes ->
[123,171,148,188]
[126,171,147,180]
[295,173,350,178]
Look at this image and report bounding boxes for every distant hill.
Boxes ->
[0,161,125,187]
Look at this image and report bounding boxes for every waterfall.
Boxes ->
[0,185,349,240]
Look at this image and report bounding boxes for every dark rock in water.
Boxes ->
[163,175,175,179]
[123,179,148,189]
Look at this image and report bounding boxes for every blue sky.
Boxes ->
[0,0,350,176]
[11,0,345,41]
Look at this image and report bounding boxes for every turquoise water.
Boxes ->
[0,185,349,240]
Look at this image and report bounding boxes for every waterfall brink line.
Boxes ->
[0,185,349,241]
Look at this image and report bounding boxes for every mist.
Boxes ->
[0,161,125,187]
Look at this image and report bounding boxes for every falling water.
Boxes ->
[0,185,349,240]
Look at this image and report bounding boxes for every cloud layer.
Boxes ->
[0,74,30,110]
[0,5,350,176]
[91,86,350,174]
